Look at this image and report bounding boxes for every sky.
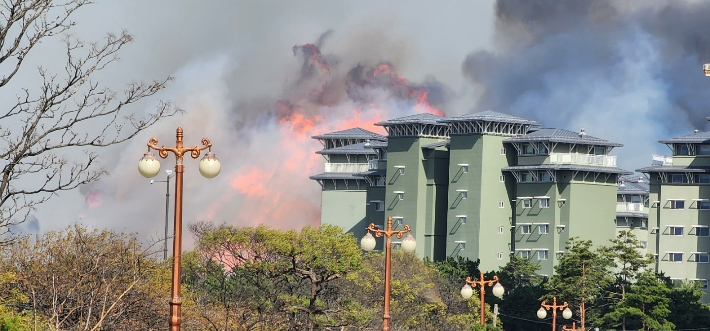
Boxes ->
[10,1,710,248]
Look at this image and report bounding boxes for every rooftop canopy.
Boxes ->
[505,128,623,147]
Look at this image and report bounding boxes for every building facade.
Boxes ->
[638,130,710,298]
[311,111,631,276]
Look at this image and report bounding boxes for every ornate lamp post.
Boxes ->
[537,297,573,331]
[360,216,416,331]
[460,270,504,325]
[138,127,221,331]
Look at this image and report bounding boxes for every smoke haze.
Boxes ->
[16,1,710,249]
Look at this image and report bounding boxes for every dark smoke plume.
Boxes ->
[464,0,710,171]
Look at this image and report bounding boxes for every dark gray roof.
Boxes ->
[616,212,648,219]
[364,140,388,148]
[658,131,710,144]
[422,140,450,149]
[617,177,649,195]
[502,164,633,175]
[441,110,540,125]
[312,127,386,141]
[309,173,366,180]
[637,166,710,173]
[316,142,377,155]
[505,128,623,147]
[375,113,447,126]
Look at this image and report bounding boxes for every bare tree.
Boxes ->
[0,0,177,244]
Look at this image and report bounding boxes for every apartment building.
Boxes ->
[311,111,632,276]
[638,130,710,297]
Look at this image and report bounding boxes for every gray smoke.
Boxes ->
[463,0,710,172]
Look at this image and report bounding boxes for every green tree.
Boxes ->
[0,272,33,331]
[496,257,548,331]
[189,223,368,331]
[345,249,450,330]
[0,0,176,245]
[598,230,654,330]
[547,238,613,328]
[601,271,674,330]
[666,279,710,329]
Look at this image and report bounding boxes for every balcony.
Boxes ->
[368,159,379,170]
[549,153,617,167]
[324,163,369,173]
[616,202,646,213]
[651,154,673,166]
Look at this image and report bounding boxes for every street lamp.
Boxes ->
[360,216,416,331]
[562,322,582,331]
[138,127,221,331]
[704,63,710,76]
[460,270,504,325]
[151,169,175,261]
[537,297,572,331]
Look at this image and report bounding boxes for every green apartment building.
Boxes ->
[638,129,710,298]
[311,111,631,276]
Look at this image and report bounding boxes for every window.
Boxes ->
[640,241,647,249]
[459,191,468,199]
[594,147,606,155]
[540,198,550,208]
[500,148,506,155]
[393,191,404,200]
[498,201,505,208]
[676,144,690,155]
[499,226,504,234]
[375,177,385,186]
[669,253,683,262]
[497,252,503,260]
[394,166,405,175]
[521,173,532,182]
[522,199,532,208]
[539,145,549,155]
[520,250,531,259]
[641,220,648,229]
[523,144,535,155]
[698,201,710,210]
[539,172,552,182]
[461,165,469,173]
[521,224,532,234]
[669,226,684,236]
[458,216,467,225]
[538,250,548,260]
[670,200,685,209]
[671,174,687,183]
[539,224,549,234]
[696,279,709,290]
[696,174,710,183]
[372,201,384,211]
[499,175,505,182]
[700,145,710,155]
[693,253,709,263]
[696,227,710,237]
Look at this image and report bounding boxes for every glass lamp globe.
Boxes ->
[460,284,474,299]
[401,233,416,253]
[199,152,221,178]
[360,232,376,251]
[138,152,160,178]
[492,282,504,298]
[562,307,573,319]
[537,307,547,319]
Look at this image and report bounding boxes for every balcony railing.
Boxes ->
[549,153,617,166]
[616,202,646,213]
[651,154,673,166]
[368,159,379,170]
[324,163,369,173]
